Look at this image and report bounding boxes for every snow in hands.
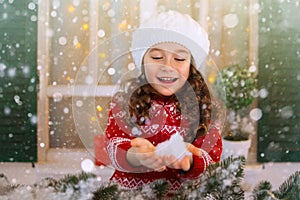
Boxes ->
[155,132,192,160]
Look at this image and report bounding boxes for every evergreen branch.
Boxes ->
[205,156,246,199]
[254,189,281,200]
[0,184,20,196]
[177,156,246,199]
[43,177,59,188]
[55,174,80,192]
[52,172,96,192]
[77,171,97,180]
[252,180,273,199]
[252,171,300,200]
[92,184,119,200]
[0,173,16,196]
[275,171,300,199]
[203,191,222,200]
[150,179,169,199]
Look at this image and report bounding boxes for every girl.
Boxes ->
[104,10,222,194]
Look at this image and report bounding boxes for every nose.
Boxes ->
[161,57,174,71]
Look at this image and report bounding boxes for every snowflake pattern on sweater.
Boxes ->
[105,95,222,191]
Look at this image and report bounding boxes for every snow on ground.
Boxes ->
[0,149,299,198]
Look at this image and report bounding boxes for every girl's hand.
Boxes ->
[127,138,166,172]
[163,154,192,171]
[186,143,202,157]
[163,143,202,171]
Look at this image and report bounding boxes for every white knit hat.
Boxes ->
[131,10,210,71]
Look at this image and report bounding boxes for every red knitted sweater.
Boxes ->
[105,95,222,193]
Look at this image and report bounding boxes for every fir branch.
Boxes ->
[203,192,221,200]
[275,171,300,199]
[56,174,80,192]
[0,173,21,196]
[176,179,202,199]
[43,177,59,188]
[92,184,119,200]
[252,171,300,200]
[0,184,20,196]
[52,172,96,192]
[176,156,246,199]
[77,171,97,180]
[115,180,170,200]
[252,180,273,200]
[203,156,245,199]
[150,179,169,199]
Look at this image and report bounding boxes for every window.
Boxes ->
[38,0,142,161]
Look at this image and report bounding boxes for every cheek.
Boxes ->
[179,65,190,80]
[144,66,156,82]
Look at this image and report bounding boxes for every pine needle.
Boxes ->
[276,171,300,199]
[92,184,118,200]
[252,180,272,199]
[52,172,96,192]
[151,179,169,198]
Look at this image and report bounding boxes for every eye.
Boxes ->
[174,58,186,62]
[151,56,163,60]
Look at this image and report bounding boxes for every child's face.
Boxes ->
[143,42,191,96]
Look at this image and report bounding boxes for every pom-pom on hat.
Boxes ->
[131,10,210,71]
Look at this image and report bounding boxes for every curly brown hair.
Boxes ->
[113,64,212,142]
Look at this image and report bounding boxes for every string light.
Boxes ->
[97,105,103,112]
[208,72,216,84]
[99,53,106,58]
[246,26,250,32]
[91,116,96,121]
[75,43,81,48]
[82,23,89,31]
[68,5,75,13]
[119,20,128,30]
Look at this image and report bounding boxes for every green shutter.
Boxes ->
[257,0,300,162]
[0,1,37,162]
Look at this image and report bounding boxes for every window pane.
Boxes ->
[47,0,140,148]
[49,0,90,85]
[49,97,110,148]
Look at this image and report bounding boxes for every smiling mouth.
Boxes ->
[157,77,178,83]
